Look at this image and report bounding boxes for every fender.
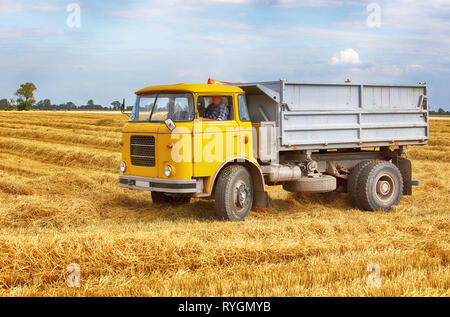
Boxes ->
[197,157,269,208]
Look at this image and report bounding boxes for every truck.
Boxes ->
[119,80,429,221]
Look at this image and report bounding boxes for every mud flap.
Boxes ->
[253,191,269,208]
[393,157,413,195]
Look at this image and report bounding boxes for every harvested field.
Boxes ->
[0,112,448,296]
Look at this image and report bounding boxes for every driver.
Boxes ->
[202,96,229,121]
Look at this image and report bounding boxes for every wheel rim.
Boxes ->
[374,173,397,204]
[234,180,250,212]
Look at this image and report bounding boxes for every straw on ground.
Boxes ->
[0,112,448,296]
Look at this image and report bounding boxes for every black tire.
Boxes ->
[348,160,376,206]
[356,161,403,211]
[215,165,253,221]
[151,192,191,205]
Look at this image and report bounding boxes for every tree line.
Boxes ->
[2,82,448,114]
[429,108,450,115]
[0,82,124,111]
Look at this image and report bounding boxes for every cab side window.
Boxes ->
[198,96,233,120]
[238,94,250,122]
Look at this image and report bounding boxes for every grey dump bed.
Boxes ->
[238,80,429,151]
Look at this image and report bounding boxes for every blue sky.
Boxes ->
[1,0,449,110]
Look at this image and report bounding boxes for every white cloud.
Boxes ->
[330,48,361,65]
[0,27,64,39]
[158,0,360,7]
[335,0,450,37]
[406,64,424,72]
[0,0,61,14]
[105,5,252,30]
[269,0,361,7]
[0,0,22,14]
[105,7,165,19]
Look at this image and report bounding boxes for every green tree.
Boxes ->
[438,108,445,115]
[111,100,121,110]
[6,99,16,111]
[66,102,76,109]
[87,99,95,107]
[0,98,9,110]
[16,82,37,111]
[43,99,51,108]
[36,99,51,109]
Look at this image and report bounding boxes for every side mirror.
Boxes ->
[120,99,125,113]
[165,118,176,131]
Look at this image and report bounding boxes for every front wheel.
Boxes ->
[151,192,191,205]
[215,165,253,221]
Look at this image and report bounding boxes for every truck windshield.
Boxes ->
[130,93,195,122]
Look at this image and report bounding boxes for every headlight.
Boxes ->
[164,165,172,177]
[120,161,126,173]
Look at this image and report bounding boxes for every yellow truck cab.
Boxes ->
[119,83,269,221]
[120,80,428,221]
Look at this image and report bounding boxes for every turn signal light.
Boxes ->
[244,136,249,144]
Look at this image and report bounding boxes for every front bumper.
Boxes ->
[119,175,198,194]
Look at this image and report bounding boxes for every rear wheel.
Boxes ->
[356,161,403,211]
[348,160,376,207]
[215,165,253,221]
[151,192,191,205]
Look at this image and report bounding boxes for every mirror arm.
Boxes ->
[121,98,130,117]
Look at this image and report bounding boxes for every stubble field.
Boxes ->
[0,111,448,296]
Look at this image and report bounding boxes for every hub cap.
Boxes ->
[375,174,395,202]
[235,183,250,209]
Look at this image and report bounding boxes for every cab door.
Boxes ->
[237,93,253,160]
[193,94,240,177]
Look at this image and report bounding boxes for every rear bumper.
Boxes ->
[119,175,198,194]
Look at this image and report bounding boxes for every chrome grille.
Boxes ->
[130,135,155,167]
